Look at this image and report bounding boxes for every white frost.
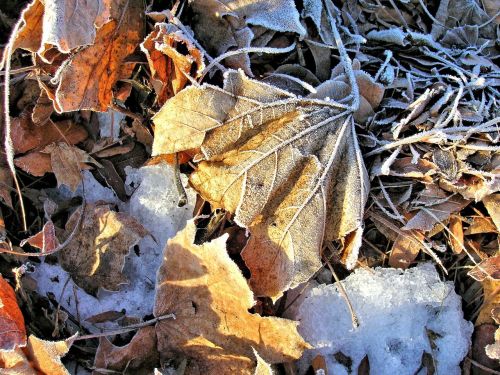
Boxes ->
[289,263,473,375]
[32,164,194,331]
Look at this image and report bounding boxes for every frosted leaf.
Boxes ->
[290,263,473,375]
[153,69,369,299]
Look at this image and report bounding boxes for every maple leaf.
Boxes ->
[58,203,148,295]
[0,275,26,351]
[152,69,369,298]
[153,220,310,374]
[0,334,74,375]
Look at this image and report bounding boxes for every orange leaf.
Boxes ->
[0,275,26,351]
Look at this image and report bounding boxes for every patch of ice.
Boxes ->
[97,110,125,140]
[32,164,195,331]
[290,263,473,375]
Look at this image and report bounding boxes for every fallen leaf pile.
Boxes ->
[0,0,498,373]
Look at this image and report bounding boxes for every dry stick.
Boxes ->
[200,43,297,80]
[329,16,360,112]
[324,257,359,329]
[466,357,500,375]
[73,313,176,341]
[3,16,27,231]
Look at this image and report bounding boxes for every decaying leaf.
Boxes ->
[153,69,369,299]
[0,275,26,351]
[52,0,144,112]
[153,220,310,374]
[20,220,60,254]
[388,229,424,269]
[44,143,99,192]
[140,23,204,104]
[0,334,74,375]
[58,203,148,295]
[484,194,500,232]
[94,326,159,375]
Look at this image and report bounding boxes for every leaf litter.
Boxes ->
[0,0,498,373]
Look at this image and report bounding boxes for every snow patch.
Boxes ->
[32,164,194,331]
[289,263,473,375]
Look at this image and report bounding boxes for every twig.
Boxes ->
[324,256,359,328]
[329,14,360,112]
[74,313,176,341]
[3,16,27,231]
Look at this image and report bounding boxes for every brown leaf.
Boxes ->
[11,114,88,155]
[140,23,204,104]
[476,278,500,326]
[152,70,369,299]
[0,275,26,351]
[59,203,148,295]
[42,143,97,192]
[153,220,310,374]
[449,214,464,254]
[483,194,500,232]
[403,194,469,232]
[93,326,159,375]
[0,335,74,375]
[20,220,60,254]
[14,152,52,177]
[52,0,144,112]
[388,230,424,269]
[468,256,500,282]
[464,216,497,235]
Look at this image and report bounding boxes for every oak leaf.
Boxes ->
[58,203,148,295]
[153,69,369,299]
[0,275,26,351]
[0,335,74,375]
[153,220,310,374]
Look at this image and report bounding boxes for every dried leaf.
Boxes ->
[154,220,310,374]
[14,152,52,177]
[0,275,26,351]
[11,115,88,155]
[94,326,159,375]
[20,220,60,254]
[388,230,424,269]
[403,194,469,232]
[0,335,74,375]
[468,256,500,282]
[254,350,274,375]
[52,0,144,112]
[42,143,97,192]
[152,70,369,299]
[59,203,148,295]
[483,194,500,232]
[449,214,464,254]
[140,23,204,104]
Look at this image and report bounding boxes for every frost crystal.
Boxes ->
[291,263,473,375]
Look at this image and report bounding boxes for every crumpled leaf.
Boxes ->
[94,326,159,375]
[0,334,74,375]
[42,142,99,192]
[0,275,26,351]
[153,220,310,374]
[189,0,304,72]
[140,23,204,105]
[58,202,148,295]
[52,0,144,112]
[152,69,369,299]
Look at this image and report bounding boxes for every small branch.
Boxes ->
[74,313,176,341]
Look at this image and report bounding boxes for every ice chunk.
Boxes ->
[33,164,194,331]
[290,263,473,375]
[97,110,125,140]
